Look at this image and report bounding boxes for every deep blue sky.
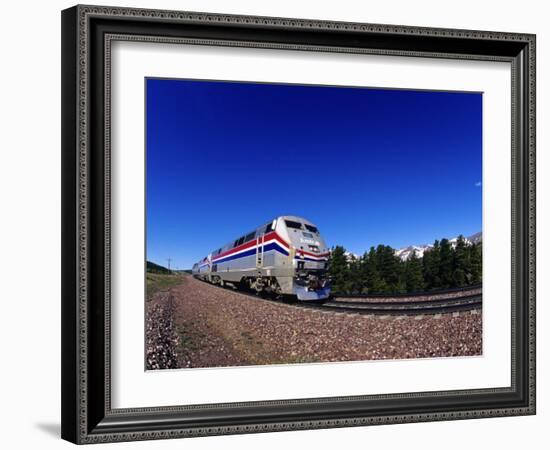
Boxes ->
[146,78,482,269]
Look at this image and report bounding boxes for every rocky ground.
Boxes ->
[145,275,482,370]
[145,289,179,370]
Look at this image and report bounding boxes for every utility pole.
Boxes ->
[167,257,172,271]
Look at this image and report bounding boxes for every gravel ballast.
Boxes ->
[146,291,179,370]
[146,275,482,370]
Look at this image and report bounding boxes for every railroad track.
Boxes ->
[196,278,482,316]
[317,294,482,316]
[335,284,482,299]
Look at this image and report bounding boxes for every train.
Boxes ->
[192,216,331,301]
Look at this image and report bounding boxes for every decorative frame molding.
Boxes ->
[61,4,536,444]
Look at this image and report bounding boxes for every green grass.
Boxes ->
[175,325,205,354]
[146,273,184,298]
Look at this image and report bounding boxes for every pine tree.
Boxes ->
[345,254,362,294]
[358,251,369,294]
[328,246,348,294]
[329,234,481,296]
[362,247,385,293]
[453,235,469,287]
[405,250,424,292]
[438,238,454,288]
[469,243,482,284]
[422,240,441,289]
[377,245,404,293]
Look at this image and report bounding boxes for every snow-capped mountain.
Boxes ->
[395,232,482,261]
[344,251,360,262]
[467,231,483,245]
[395,245,432,261]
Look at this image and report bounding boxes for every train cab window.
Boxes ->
[304,224,319,233]
[244,232,255,242]
[264,222,274,233]
[237,236,245,246]
[285,220,303,230]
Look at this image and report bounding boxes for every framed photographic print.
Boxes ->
[61,4,536,444]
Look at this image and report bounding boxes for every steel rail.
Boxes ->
[317,296,482,316]
[195,277,482,316]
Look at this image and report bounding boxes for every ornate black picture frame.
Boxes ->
[61,4,536,444]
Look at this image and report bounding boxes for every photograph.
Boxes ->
[145,78,483,370]
[57,3,537,444]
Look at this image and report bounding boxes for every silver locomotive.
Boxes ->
[192,216,330,301]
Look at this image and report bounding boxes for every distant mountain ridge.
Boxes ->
[395,231,482,261]
[146,260,172,274]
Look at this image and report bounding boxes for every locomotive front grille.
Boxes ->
[295,271,328,291]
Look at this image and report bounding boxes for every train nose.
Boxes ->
[307,274,323,290]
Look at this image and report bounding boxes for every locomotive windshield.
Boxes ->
[285,220,303,229]
[304,224,319,233]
